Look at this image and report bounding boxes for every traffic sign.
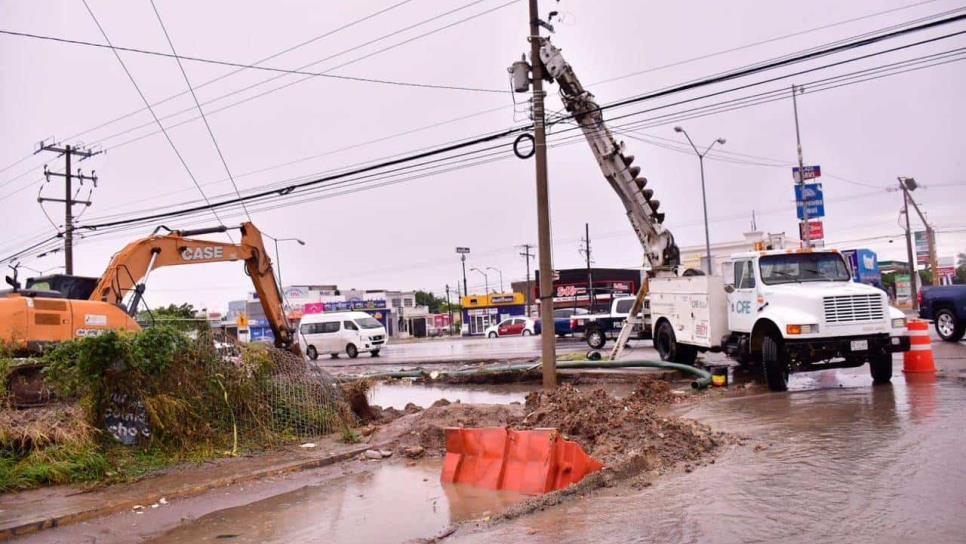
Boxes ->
[792,165,822,182]
[455,247,471,254]
[794,182,825,219]
[914,231,929,264]
[800,220,824,240]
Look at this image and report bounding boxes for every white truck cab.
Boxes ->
[649,248,910,391]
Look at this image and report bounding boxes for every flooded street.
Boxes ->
[456,370,966,543]
[367,381,531,409]
[149,460,525,544]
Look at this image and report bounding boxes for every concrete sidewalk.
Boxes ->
[0,438,373,541]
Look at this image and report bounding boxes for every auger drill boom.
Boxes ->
[536,37,679,358]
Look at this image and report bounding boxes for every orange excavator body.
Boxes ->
[0,222,298,355]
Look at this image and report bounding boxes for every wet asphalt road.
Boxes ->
[15,335,966,544]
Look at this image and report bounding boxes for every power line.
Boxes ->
[0,29,505,94]
[80,0,231,235]
[149,0,251,222]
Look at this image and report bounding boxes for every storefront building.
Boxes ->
[461,293,526,335]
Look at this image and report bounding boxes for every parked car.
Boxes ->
[919,285,966,341]
[298,311,388,359]
[553,307,589,336]
[572,296,650,349]
[485,317,538,338]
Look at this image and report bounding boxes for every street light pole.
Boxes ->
[264,235,306,289]
[899,177,920,310]
[675,126,725,275]
[470,267,489,294]
[486,267,504,293]
[791,84,811,248]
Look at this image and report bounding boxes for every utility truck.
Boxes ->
[648,249,910,391]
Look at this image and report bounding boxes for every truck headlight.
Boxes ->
[891,317,907,329]
[787,324,819,335]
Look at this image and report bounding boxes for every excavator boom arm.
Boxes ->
[91,222,297,352]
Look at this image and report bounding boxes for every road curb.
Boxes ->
[0,443,375,541]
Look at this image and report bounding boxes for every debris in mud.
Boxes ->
[517,384,725,465]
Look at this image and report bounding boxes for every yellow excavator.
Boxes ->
[1,221,298,361]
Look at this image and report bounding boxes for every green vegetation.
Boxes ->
[0,327,354,492]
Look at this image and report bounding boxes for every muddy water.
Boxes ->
[367,382,531,409]
[150,459,526,544]
[457,372,966,543]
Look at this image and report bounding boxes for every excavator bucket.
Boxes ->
[441,428,603,495]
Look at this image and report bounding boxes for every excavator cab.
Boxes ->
[24,275,99,300]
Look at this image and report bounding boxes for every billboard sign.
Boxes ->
[914,231,929,264]
[455,247,471,254]
[799,220,824,241]
[792,165,822,182]
[794,182,825,219]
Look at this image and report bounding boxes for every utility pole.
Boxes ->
[899,177,940,296]
[35,142,102,274]
[791,84,811,248]
[519,243,535,316]
[580,223,595,312]
[900,182,918,310]
[528,0,557,390]
[445,284,454,335]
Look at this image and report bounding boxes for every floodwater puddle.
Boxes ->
[456,371,966,543]
[367,381,532,409]
[151,459,527,544]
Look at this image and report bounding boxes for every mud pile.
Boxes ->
[370,401,524,453]
[516,384,723,465]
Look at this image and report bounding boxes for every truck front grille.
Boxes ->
[823,294,885,324]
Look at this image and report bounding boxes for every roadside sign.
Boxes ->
[455,247,470,254]
[914,231,929,264]
[792,165,822,182]
[799,220,824,240]
[794,182,825,219]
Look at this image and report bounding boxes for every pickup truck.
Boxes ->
[572,296,651,349]
[919,285,966,341]
[649,249,910,391]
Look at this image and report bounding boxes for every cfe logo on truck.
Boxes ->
[181,246,225,261]
[733,301,752,314]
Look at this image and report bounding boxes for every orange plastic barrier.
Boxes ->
[441,428,604,495]
[904,320,937,373]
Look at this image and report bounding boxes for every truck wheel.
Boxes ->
[761,335,789,392]
[869,352,893,384]
[488,331,498,339]
[306,345,318,361]
[934,309,965,342]
[346,344,359,359]
[655,321,698,365]
[586,329,606,350]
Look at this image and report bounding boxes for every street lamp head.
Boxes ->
[296,239,306,246]
[716,138,726,145]
[673,126,684,133]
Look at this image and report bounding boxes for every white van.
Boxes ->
[298,311,388,360]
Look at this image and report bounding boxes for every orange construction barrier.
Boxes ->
[904,319,937,373]
[441,428,604,495]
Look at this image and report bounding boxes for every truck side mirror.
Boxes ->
[724,284,735,294]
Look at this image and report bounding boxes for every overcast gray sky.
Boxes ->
[2,0,964,311]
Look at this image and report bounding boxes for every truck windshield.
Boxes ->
[759,253,851,284]
[356,317,383,329]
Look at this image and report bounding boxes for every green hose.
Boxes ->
[345,358,713,389]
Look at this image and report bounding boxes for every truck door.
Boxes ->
[728,259,757,334]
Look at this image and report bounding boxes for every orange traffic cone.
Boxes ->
[904,319,937,373]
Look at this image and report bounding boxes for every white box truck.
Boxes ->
[648,249,911,391]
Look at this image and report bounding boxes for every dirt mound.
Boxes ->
[371,402,524,453]
[517,385,722,465]
[627,377,679,405]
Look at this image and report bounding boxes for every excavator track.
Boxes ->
[4,359,53,408]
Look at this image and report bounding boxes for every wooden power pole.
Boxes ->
[36,143,101,274]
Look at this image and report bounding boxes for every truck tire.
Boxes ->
[761,335,789,392]
[346,344,359,359]
[306,345,318,361]
[934,308,965,342]
[586,328,606,350]
[869,352,893,384]
[655,321,698,365]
